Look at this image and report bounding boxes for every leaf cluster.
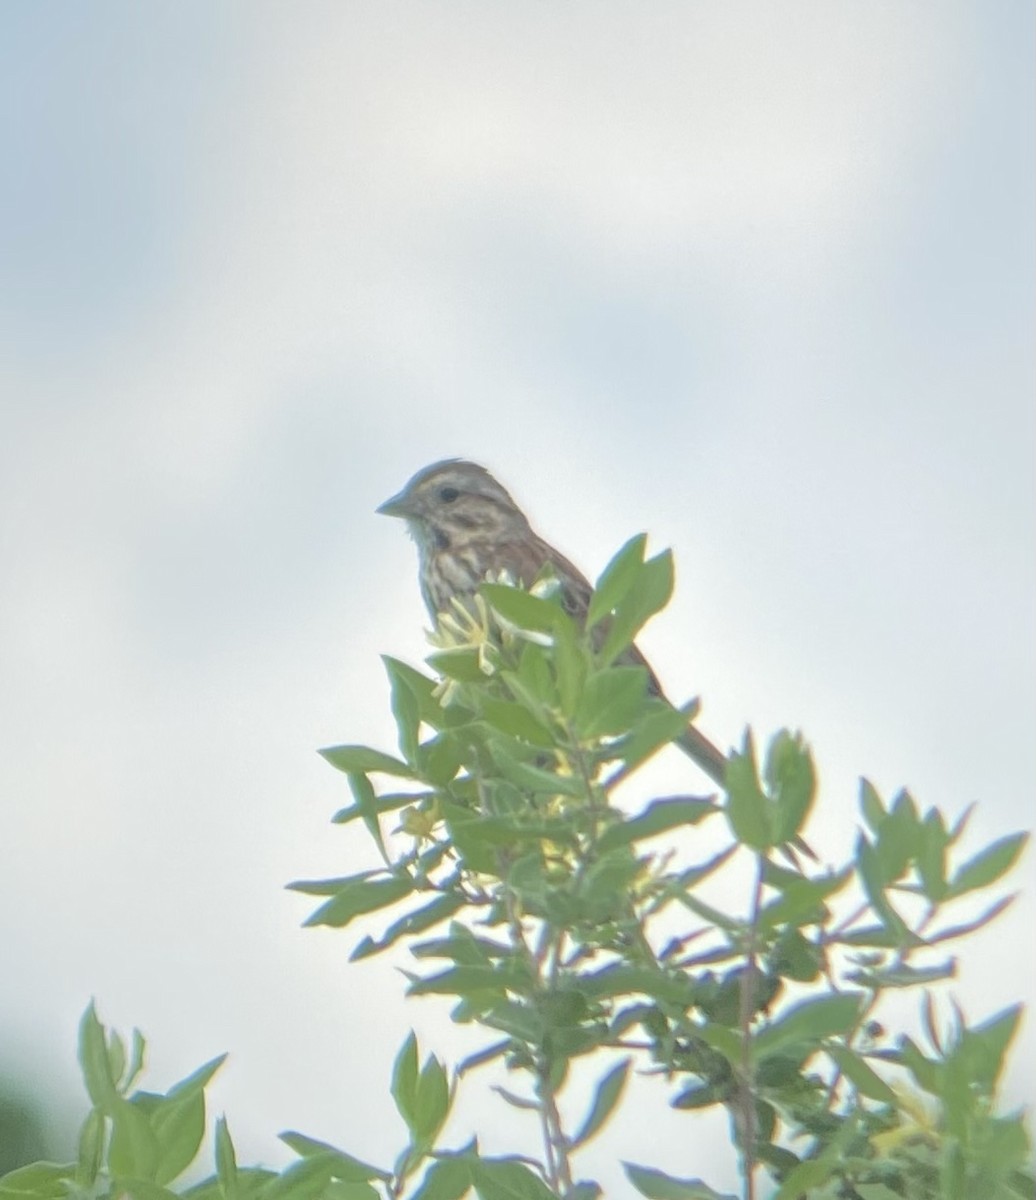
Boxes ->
[1,538,1029,1200]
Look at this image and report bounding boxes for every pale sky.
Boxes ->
[1,3,1033,1193]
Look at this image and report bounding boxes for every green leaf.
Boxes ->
[691,1022,742,1066]
[427,648,489,683]
[94,1185,180,1200]
[570,1059,630,1149]
[279,1133,389,1182]
[724,734,773,850]
[351,894,466,960]
[856,835,909,941]
[947,802,975,845]
[846,960,955,989]
[623,1163,737,1199]
[347,772,390,865]
[382,657,445,728]
[78,1001,120,1111]
[487,745,586,797]
[565,1186,602,1200]
[408,965,515,1000]
[827,1046,896,1103]
[764,731,815,844]
[597,550,674,667]
[927,893,1016,944]
[758,868,852,931]
[303,876,413,928]
[859,778,885,832]
[470,1158,558,1200]
[598,796,717,852]
[513,642,557,708]
[921,990,944,1054]
[771,1154,838,1200]
[662,845,738,896]
[768,928,822,983]
[0,1161,77,1200]
[675,891,742,934]
[587,535,648,627]
[575,667,650,738]
[441,805,499,875]
[771,1115,858,1200]
[853,1186,902,1200]
[578,851,642,919]
[152,1091,206,1185]
[332,790,425,826]
[412,927,508,965]
[167,1053,227,1100]
[481,582,569,634]
[552,619,589,717]
[491,1086,539,1111]
[279,1132,388,1180]
[181,1167,278,1200]
[410,1157,473,1200]
[959,1004,1023,1092]
[480,699,555,747]
[443,813,578,849]
[107,1029,127,1091]
[109,1098,160,1181]
[479,1001,543,1043]
[578,963,695,1006]
[385,659,422,762]
[418,735,466,787]
[255,1157,336,1200]
[458,1041,511,1076]
[264,1155,382,1199]
[752,993,863,1059]
[492,667,554,729]
[536,986,590,1031]
[917,809,949,901]
[947,832,1028,899]
[124,1028,147,1093]
[966,1114,1031,1181]
[836,924,904,948]
[75,1108,104,1187]
[671,1080,730,1110]
[895,1034,938,1092]
[288,868,385,895]
[391,1034,419,1129]
[609,701,698,774]
[413,1056,451,1142]
[873,790,920,883]
[320,744,414,778]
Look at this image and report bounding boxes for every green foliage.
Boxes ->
[2,540,1030,1199]
[0,1089,48,1176]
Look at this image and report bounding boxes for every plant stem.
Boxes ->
[537,1058,575,1195]
[738,854,766,1200]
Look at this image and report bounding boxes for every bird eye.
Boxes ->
[439,486,460,503]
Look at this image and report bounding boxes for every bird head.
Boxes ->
[376,459,530,552]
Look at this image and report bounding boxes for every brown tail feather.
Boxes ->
[676,723,729,787]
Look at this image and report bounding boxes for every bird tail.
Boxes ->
[676,723,728,787]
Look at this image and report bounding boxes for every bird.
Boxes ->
[376,458,730,787]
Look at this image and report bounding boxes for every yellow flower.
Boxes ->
[426,593,501,703]
[870,1083,940,1155]
[400,800,441,840]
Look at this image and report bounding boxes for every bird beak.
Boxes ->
[376,488,413,518]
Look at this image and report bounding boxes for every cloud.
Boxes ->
[0,2,1031,1189]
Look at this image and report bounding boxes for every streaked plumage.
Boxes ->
[377,459,730,786]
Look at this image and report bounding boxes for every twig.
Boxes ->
[737,854,766,1200]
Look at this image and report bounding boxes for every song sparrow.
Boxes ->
[377,458,729,786]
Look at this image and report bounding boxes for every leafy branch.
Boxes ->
[1,538,1030,1200]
